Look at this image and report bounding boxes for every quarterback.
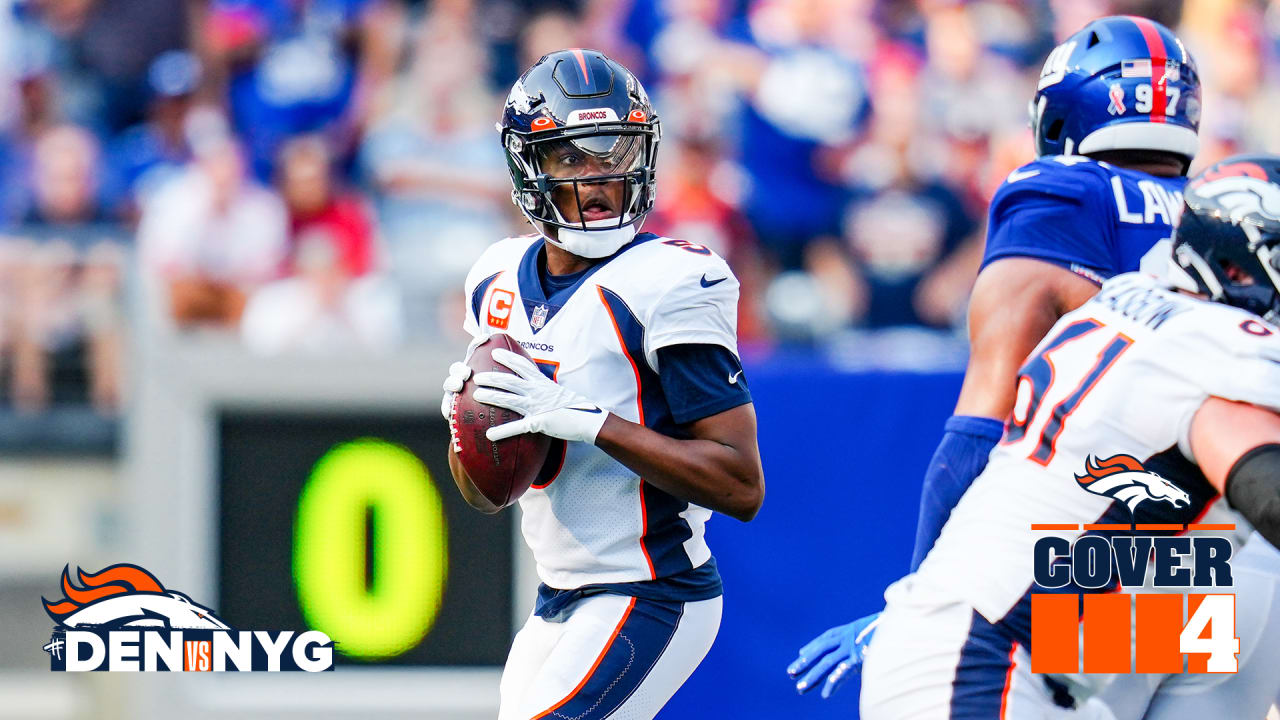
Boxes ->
[441,50,764,720]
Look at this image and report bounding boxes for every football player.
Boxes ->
[440,50,765,720]
[860,154,1280,718]
[790,15,1200,699]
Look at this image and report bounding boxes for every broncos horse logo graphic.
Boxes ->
[1075,454,1191,513]
[43,564,230,630]
[1189,172,1280,226]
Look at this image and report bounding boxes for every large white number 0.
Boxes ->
[1179,595,1240,672]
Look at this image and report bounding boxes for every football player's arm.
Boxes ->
[952,257,1101,418]
[955,167,1113,419]
[471,344,765,521]
[910,178,1109,570]
[1189,398,1280,547]
[595,403,765,522]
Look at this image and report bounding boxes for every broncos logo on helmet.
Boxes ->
[1170,155,1280,321]
[1075,453,1191,513]
[1189,174,1280,226]
[43,564,230,630]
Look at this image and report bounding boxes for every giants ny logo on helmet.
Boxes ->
[41,564,333,672]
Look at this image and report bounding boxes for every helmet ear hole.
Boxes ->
[1045,118,1065,142]
[1220,259,1254,285]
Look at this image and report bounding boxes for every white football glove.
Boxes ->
[440,336,485,421]
[472,348,609,444]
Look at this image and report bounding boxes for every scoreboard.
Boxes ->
[217,412,515,666]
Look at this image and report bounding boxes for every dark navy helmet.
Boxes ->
[1031,16,1200,167]
[1172,155,1280,321]
[499,49,660,246]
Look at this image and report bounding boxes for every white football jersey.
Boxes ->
[461,233,741,589]
[917,272,1280,623]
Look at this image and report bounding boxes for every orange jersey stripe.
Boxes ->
[998,642,1018,719]
[598,286,656,579]
[532,597,637,720]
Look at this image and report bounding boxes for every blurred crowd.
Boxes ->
[0,0,1277,418]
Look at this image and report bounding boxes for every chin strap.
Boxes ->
[546,223,638,259]
[536,210,641,259]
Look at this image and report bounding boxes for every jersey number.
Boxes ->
[1134,83,1180,116]
[662,239,711,255]
[1004,319,1134,464]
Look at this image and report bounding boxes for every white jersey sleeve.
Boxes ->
[642,252,740,369]
[460,236,533,339]
[1156,307,1280,460]
[461,260,488,339]
[1190,324,1280,413]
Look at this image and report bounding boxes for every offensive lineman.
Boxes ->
[859,155,1280,718]
[441,50,765,720]
[790,14,1199,698]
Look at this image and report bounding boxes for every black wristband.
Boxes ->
[1225,443,1280,548]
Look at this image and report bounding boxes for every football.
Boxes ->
[449,334,552,508]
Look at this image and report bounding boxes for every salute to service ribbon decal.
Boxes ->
[42,563,334,672]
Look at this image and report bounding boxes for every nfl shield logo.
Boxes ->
[530,304,549,330]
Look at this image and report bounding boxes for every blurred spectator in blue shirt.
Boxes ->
[826,47,981,329]
[68,0,192,135]
[103,51,203,220]
[0,8,60,227]
[204,0,402,180]
[722,0,871,268]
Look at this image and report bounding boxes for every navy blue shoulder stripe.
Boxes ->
[470,271,502,327]
[598,285,696,579]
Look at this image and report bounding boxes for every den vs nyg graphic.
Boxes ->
[42,564,334,672]
[1030,455,1239,674]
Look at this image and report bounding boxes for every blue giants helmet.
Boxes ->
[1031,16,1200,167]
[499,49,660,257]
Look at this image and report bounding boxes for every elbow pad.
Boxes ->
[1225,443,1280,548]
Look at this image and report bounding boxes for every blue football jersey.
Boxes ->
[981,156,1187,281]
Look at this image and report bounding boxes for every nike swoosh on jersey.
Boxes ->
[568,405,603,414]
[729,370,743,385]
[700,274,727,288]
[1006,168,1041,183]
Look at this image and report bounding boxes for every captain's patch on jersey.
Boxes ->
[487,289,516,329]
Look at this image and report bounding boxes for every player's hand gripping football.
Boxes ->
[786,612,881,698]
[441,336,487,421]
[473,348,609,444]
